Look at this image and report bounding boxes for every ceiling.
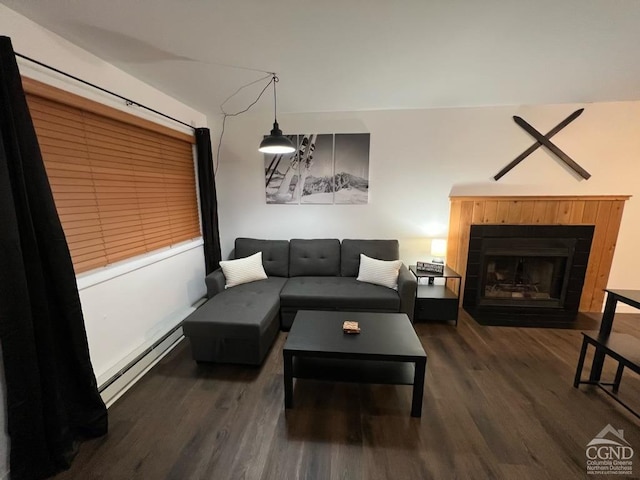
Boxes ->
[4,0,640,116]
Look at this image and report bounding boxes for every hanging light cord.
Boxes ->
[216,73,277,173]
[272,75,279,123]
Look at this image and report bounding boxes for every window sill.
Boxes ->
[76,238,204,291]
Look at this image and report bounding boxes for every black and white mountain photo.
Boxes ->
[264,135,299,204]
[300,134,334,204]
[264,133,370,204]
[334,133,369,204]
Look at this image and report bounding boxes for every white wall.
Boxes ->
[0,8,209,470]
[77,242,205,382]
[217,102,640,305]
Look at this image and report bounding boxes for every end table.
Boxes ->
[409,265,462,325]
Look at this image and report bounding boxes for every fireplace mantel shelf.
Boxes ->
[450,195,631,202]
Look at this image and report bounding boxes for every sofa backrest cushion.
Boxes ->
[341,239,400,277]
[289,239,340,277]
[235,238,289,277]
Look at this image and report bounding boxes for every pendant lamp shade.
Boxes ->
[259,121,295,154]
[259,74,295,154]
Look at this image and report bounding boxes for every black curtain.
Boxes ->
[0,37,107,480]
[195,128,222,274]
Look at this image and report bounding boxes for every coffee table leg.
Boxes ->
[284,351,293,409]
[411,358,426,417]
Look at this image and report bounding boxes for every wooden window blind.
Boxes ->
[23,78,201,274]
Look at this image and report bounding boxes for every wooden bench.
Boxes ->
[574,332,640,419]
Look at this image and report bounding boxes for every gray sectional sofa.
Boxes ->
[182,238,417,365]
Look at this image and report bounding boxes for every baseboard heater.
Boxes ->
[98,325,183,407]
[98,323,182,394]
[98,297,206,406]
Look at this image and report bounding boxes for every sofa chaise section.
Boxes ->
[183,238,290,365]
[182,277,286,365]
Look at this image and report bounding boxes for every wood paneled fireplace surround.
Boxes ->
[446,196,630,325]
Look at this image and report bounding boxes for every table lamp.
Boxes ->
[431,238,447,264]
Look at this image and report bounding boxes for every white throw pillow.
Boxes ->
[356,254,402,290]
[219,251,267,288]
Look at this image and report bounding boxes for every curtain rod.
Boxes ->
[15,51,196,131]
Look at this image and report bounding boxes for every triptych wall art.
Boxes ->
[264,133,370,204]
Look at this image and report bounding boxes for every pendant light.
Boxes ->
[259,74,295,154]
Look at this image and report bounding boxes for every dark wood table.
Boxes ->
[283,311,427,417]
[589,289,640,382]
[409,265,462,325]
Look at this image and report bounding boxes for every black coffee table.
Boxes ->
[283,310,427,417]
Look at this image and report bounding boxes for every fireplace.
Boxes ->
[481,237,573,308]
[463,225,594,325]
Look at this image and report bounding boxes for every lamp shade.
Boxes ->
[430,238,447,258]
[259,121,295,154]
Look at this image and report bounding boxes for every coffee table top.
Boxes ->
[284,311,426,361]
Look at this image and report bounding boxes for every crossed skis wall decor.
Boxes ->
[494,109,591,181]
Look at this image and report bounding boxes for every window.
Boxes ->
[24,78,201,274]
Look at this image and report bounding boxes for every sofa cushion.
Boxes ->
[219,251,267,288]
[235,238,289,277]
[280,276,400,310]
[341,239,400,277]
[357,254,402,290]
[183,277,287,338]
[289,239,341,277]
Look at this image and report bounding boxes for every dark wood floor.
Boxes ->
[55,312,640,480]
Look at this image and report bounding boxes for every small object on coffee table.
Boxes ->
[343,321,360,334]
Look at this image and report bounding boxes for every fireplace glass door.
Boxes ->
[478,238,575,308]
